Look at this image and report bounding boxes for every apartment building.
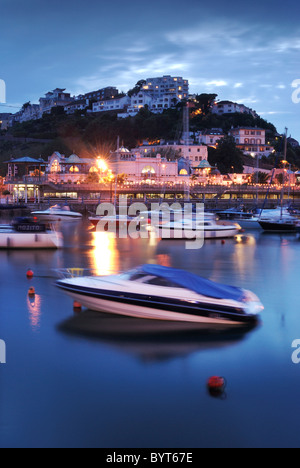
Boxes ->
[142,75,189,101]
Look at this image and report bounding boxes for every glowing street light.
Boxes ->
[97,158,108,173]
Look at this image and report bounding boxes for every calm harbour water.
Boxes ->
[1,219,300,448]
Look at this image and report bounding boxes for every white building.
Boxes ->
[142,75,189,101]
[108,147,179,182]
[197,129,225,147]
[229,127,275,158]
[212,100,258,118]
[135,143,208,169]
[92,95,130,113]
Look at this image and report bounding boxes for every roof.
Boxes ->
[4,157,46,164]
[141,264,244,301]
[197,160,212,169]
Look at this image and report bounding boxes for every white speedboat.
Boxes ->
[156,216,241,239]
[0,218,63,249]
[32,205,82,222]
[56,264,263,325]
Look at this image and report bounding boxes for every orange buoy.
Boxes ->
[26,269,34,279]
[28,287,36,297]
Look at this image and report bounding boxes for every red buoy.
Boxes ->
[207,376,225,389]
[207,376,226,397]
[221,240,225,245]
[27,269,34,279]
[73,301,82,312]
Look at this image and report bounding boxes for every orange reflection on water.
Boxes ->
[27,294,42,332]
[91,231,120,276]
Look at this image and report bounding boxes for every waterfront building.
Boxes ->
[134,142,208,169]
[228,127,275,158]
[46,152,97,183]
[108,146,180,182]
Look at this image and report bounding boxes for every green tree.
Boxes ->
[208,136,244,174]
[194,94,218,116]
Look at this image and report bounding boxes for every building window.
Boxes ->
[142,166,156,175]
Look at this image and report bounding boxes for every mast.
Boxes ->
[182,102,190,201]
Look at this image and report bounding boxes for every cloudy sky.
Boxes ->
[0,0,299,139]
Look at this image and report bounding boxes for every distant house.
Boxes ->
[84,87,119,102]
[0,113,12,130]
[39,88,74,115]
[212,100,258,118]
[228,127,275,158]
[64,98,90,114]
[197,129,225,147]
[92,95,130,113]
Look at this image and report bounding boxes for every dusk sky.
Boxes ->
[0,0,299,139]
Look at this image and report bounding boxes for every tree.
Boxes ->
[194,94,218,116]
[208,136,244,174]
[128,80,146,97]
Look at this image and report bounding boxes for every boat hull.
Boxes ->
[259,221,297,232]
[158,226,240,239]
[0,230,63,249]
[57,282,257,325]
[33,214,82,222]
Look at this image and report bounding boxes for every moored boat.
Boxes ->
[56,264,263,324]
[0,217,63,249]
[259,218,298,232]
[156,216,241,239]
[32,205,82,222]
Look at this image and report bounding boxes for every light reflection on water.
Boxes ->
[1,220,300,447]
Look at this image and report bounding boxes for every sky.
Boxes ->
[0,0,300,140]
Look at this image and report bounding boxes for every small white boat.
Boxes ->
[0,218,63,249]
[32,205,82,222]
[156,216,241,239]
[56,264,263,325]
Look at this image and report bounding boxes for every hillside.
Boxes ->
[1,103,295,176]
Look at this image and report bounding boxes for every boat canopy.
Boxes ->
[141,264,244,301]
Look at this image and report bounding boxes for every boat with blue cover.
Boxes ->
[56,265,263,324]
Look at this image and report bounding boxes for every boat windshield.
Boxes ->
[119,269,184,288]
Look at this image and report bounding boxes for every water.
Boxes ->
[1,220,300,448]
